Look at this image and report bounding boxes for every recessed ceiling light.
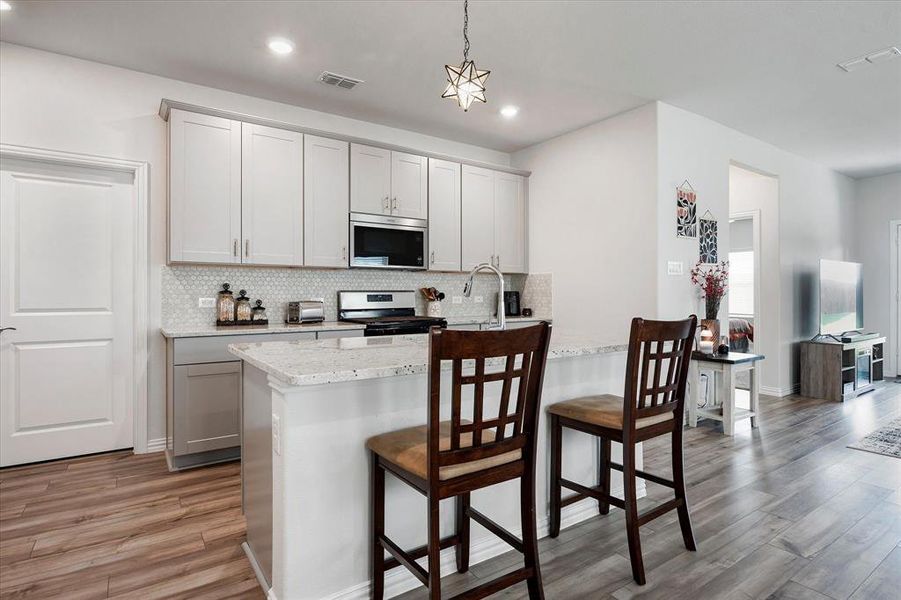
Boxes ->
[500,105,519,118]
[267,38,294,55]
[0,1,12,11]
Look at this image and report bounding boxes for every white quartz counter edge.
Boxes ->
[228,333,628,387]
[444,315,552,326]
[160,321,365,339]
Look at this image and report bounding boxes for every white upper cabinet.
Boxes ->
[494,172,526,273]
[462,165,527,273]
[461,165,496,270]
[350,143,391,216]
[351,143,427,219]
[169,109,241,263]
[391,151,428,220]
[304,135,350,268]
[428,159,461,271]
[241,123,304,266]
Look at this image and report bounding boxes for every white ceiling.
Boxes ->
[1,1,899,178]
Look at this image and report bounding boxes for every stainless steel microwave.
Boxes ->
[349,213,427,270]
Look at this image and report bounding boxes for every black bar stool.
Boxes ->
[367,323,552,599]
[547,316,698,585]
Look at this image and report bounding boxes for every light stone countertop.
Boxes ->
[160,321,366,339]
[228,331,627,387]
[444,315,553,326]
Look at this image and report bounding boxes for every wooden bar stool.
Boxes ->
[367,323,552,599]
[547,316,698,585]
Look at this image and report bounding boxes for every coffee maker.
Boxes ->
[503,291,521,317]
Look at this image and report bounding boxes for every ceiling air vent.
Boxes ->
[319,71,364,90]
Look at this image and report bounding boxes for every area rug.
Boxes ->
[848,417,901,459]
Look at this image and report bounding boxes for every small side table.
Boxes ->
[688,351,765,435]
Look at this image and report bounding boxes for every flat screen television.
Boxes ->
[819,259,863,335]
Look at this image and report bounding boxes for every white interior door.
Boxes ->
[0,158,135,467]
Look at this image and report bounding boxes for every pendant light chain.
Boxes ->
[463,0,470,62]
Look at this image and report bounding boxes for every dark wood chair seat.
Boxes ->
[548,316,698,586]
[366,421,522,481]
[547,394,673,430]
[369,323,552,600]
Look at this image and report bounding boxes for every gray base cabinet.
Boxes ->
[165,328,363,471]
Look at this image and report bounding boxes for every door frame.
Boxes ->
[0,143,150,454]
[892,219,901,377]
[728,209,762,362]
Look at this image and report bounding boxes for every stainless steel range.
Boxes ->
[337,290,447,337]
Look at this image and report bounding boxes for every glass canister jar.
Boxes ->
[251,299,268,324]
[216,283,235,325]
[235,290,252,324]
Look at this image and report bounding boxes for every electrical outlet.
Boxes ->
[272,414,281,456]
[667,261,684,276]
[452,296,463,304]
[474,296,484,304]
[198,297,216,308]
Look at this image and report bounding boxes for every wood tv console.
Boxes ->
[800,336,885,402]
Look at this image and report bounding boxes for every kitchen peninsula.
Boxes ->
[230,330,643,600]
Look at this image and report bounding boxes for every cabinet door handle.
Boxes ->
[496,254,500,268]
[0,327,17,335]
[383,196,390,212]
[245,239,250,258]
[233,239,239,257]
[392,197,397,212]
[430,250,436,264]
[342,246,347,260]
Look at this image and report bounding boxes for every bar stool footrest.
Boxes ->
[466,507,523,553]
[560,478,625,510]
[448,567,533,600]
[608,463,675,488]
[380,533,460,581]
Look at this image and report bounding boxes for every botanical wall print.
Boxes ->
[676,182,697,238]
[699,214,718,263]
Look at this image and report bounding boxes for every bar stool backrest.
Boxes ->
[427,323,552,480]
[622,316,697,431]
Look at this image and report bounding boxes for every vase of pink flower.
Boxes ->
[690,260,729,346]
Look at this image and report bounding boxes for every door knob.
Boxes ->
[0,327,16,335]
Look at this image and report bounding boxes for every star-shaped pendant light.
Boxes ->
[443,0,490,111]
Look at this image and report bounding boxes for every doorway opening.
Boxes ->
[729,164,778,408]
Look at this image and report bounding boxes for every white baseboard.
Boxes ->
[143,437,166,453]
[760,384,799,398]
[322,481,646,600]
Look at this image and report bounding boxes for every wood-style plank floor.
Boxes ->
[1,382,898,599]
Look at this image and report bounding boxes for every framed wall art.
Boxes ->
[699,211,718,263]
[676,181,697,238]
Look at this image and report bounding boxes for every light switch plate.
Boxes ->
[667,261,684,276]
[198,297,216,308]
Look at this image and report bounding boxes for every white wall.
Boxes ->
[511,104,658,341]
[0,43,511,446]
[853,171,901,377]
[656,103,856,395]
[729,165,780,391]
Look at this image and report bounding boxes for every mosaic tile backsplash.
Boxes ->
[161,265,551,328]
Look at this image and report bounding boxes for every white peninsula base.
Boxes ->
[232,333,644,600]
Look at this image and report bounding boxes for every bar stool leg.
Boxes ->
[521,463,545,599]
[548,415,562,538]
[598,437,611,515]
[370,452,385,600]
[623,441,645,585]
[455,493,470,573]
[671,426,697,551]
[427,494,442,599]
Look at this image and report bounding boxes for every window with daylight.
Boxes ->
[728,251,754,316]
